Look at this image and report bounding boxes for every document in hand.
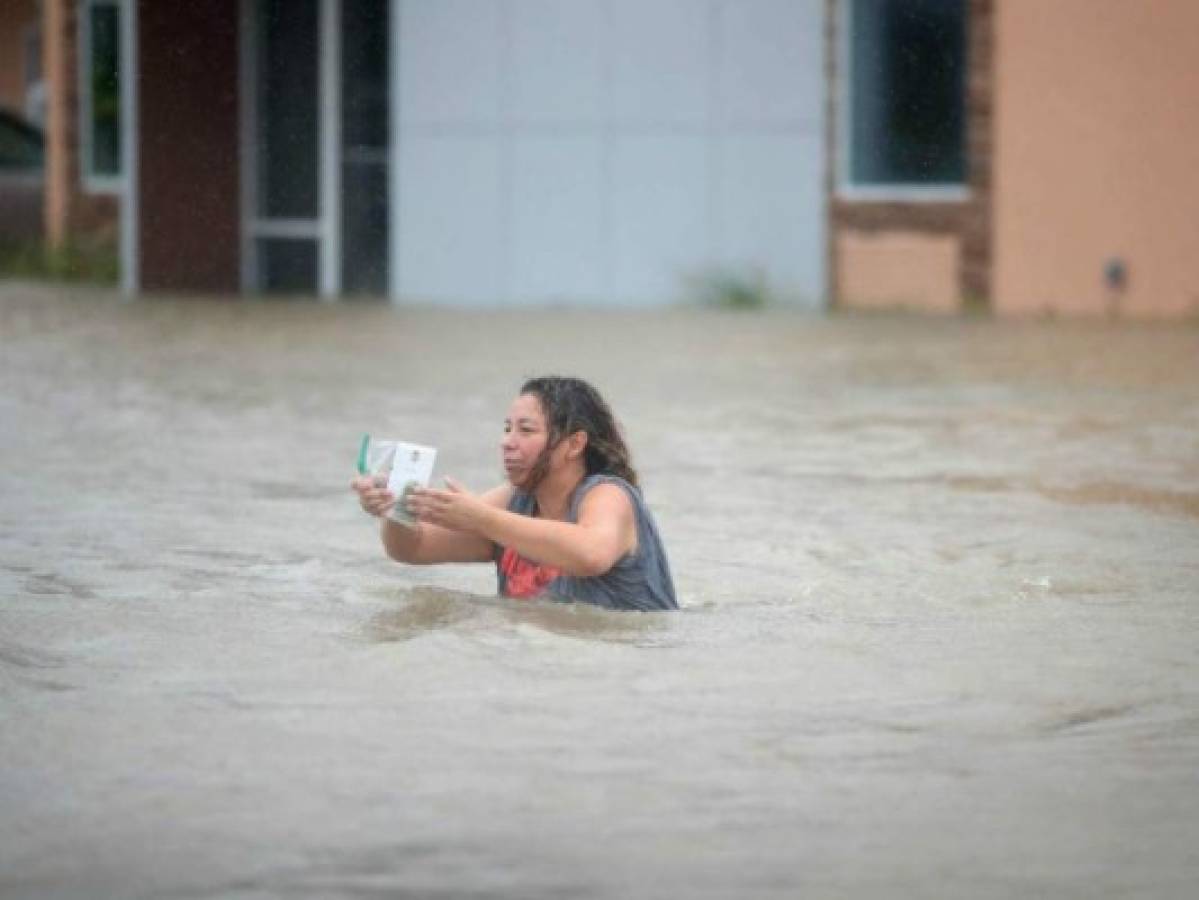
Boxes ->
[358,435,437,524]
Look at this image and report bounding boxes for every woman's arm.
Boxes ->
[352,476,512,565]
[411,480,636,577]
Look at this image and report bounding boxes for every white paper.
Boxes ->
[365,439,437,524]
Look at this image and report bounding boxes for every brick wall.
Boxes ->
[0,0,38,114]
[826,0,993,309]
[138,0,240,293]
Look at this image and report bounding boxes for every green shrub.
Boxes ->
[690,267,770,310]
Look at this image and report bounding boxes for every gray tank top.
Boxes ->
[495,474,679,611]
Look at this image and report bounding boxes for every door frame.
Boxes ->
[239,0,342,298]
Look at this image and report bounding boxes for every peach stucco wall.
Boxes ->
[993,0,1199,317]
[837,231,961,314]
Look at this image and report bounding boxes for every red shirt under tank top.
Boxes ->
[497,546,561,599]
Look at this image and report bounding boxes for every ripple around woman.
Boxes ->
[352,376,678,612]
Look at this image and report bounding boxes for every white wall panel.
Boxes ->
[608,0,711,126]
[397,0,504,126]
[718,0,825,126]
[610,137,709,304]
[716,134,826,308]
[510,0,605,125]
[391,0,828,307]
[396,137,504,304]
[510,137,605,302]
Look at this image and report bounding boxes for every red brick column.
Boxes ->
[42,0,119,251]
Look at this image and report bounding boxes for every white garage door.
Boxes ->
[391,0,826,308]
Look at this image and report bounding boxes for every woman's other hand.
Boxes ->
[351,474,396,518]
[408,477,490,533]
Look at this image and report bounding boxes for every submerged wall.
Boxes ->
[993,0,1199,317]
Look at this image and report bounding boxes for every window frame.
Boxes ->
[78,0,125,194]
[22,22,45,126]
[836,0,971,203]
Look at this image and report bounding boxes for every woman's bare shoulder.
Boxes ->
[577,480,635,516]
[480,483,515,508]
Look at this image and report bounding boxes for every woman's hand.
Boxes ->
[351,474,396,518]
[407,477,491,534]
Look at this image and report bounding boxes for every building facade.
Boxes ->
[988,0,1199,317]
[829,0,1199,318]
[10,0,1199,316]
[30,0,830,305]
[0,0,47,242]
[828,0,992,314]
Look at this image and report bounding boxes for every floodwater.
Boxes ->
[2,282,1197,899]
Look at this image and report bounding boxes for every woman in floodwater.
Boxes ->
[351,376,678,611]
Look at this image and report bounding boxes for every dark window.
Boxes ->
[848,0,967,187]
[24,25,41,87]
[0,112,43,171]
[258,238,319,293]
[256,0,319,219]
[86,1,122,179]
[341,0,389,296]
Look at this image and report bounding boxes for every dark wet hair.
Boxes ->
[520,376,638,489]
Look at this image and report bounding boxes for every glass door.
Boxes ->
[340,0,389,296]
[242,0,389,298]
[244,0,322,294]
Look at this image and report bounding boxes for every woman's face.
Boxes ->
[501,393,550,487]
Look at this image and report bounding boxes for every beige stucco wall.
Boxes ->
[837,231,961,314]
[0,0,38,114]
[993,0,1199,318]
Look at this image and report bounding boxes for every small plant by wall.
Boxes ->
[688,266,771,310]
[0,240,119,285]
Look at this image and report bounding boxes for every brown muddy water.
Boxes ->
[2,283,1197,899]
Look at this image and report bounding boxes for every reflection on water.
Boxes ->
[2,284,1198,899]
